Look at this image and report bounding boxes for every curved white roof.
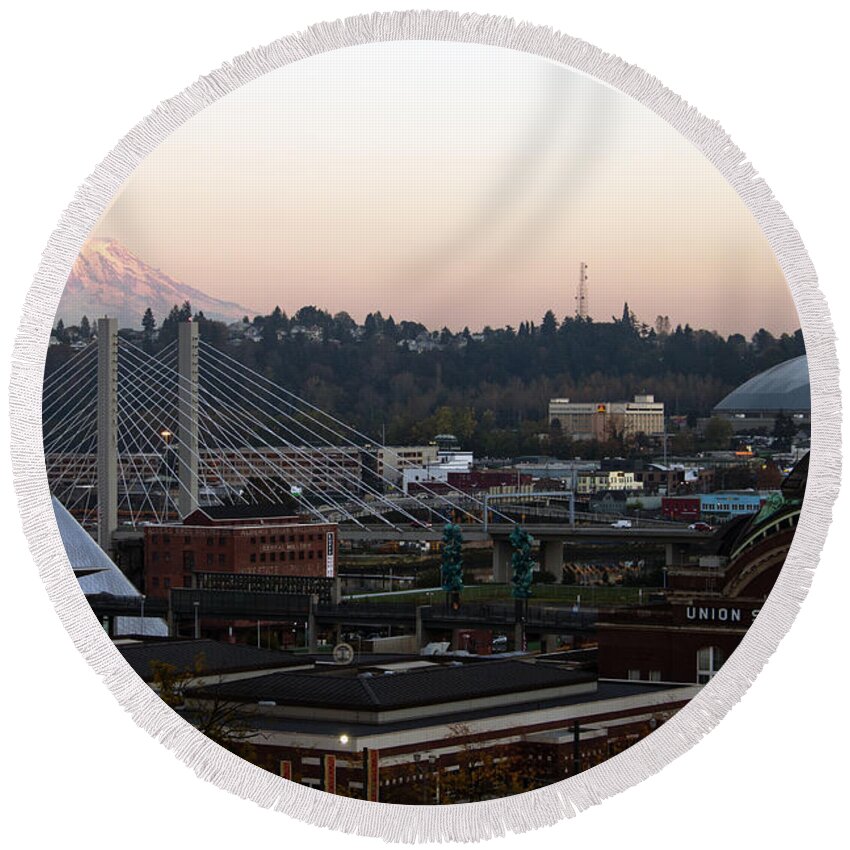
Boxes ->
[714,355,810,413]
[52,497,167,636]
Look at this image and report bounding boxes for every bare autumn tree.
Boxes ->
[150,653,258,761]
[438,723,555,804]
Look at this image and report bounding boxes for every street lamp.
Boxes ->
[339,734,350,746]
[413,753,428,804]
[193,600,200,639]
[160,428,174,514]
[429,754,440,805]
[140,594,146,636]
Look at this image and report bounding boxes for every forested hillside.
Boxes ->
[49,303,805,457]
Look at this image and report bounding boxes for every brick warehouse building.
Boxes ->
[182,654,698,803]
[143,504,337,600]
[598,454,807,683]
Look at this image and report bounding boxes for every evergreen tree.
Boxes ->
[142,308,156,353]
[79,315,91,340]
[541,310,558,336]
[53,319,68,344]
[363,311,381,338]
[772,410,797,452]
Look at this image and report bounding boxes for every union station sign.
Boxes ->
[673,603,761,626]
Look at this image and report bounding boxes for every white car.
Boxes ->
[610,519,633,529]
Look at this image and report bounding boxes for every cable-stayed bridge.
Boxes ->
[44,319,707,577]
[43,319,523,545]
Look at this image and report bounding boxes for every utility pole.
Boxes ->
[177,321,199,518]
[572,720,581,775]
[96,317,118,555]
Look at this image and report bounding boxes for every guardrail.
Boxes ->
[170,588,311,619]
[424,601,598,630]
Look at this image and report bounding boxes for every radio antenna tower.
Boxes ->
[575,262,589,320]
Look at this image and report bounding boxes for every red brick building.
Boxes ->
[185,656,697,803]
[143,505,338,599]
[661,495,701,521]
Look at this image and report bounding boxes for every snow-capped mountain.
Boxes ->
[57,238,255,328]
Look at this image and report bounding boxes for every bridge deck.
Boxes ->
[339,523,712,544]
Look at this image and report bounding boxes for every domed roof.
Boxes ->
[714,355,810,413]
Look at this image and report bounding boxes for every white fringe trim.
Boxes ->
[7,10,841,843]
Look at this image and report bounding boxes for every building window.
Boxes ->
[152,577,159,588]
[152,552,159,562]
[270,552,276,562]
[250,553,256,563]
[163,578,171,589]
[163,536,171,545]
[260,536,266,544]
[298,551,305,560]
[207,537,214,547]
[649,670,662,682]
[696,646,725,684]
[250,537,257,545]
[627,669,641,680]
[218,537,226,546]
[206,554,213,565]
[184,536,191,544]
[218,554,225,565]
[260,553,266,562]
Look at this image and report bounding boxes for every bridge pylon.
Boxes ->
[96,317,118,554]
[177,321,199,517]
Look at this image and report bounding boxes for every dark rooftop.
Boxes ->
[190,659,595,711]
[118,639,308,681]
[185,504,303,523]
[182,679,693,738]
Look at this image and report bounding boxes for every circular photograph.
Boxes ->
[42,37,811,808]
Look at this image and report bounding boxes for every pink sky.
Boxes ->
[92,41,798,336]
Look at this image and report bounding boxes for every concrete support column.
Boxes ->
[177,321,199,518]
[97,317,118,555]
[540,539,565,583]
[492,539,512,583]
[543,633,561,653]
[665,542,688,567]
[307,594,319,653]
[513,620,525,652]
[415,604,431,648]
